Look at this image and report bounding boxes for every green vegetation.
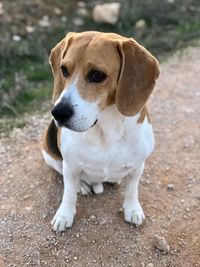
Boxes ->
[0,0,199,118]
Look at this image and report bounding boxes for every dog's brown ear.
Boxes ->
[49,33,74,103]
[116,39,160,116]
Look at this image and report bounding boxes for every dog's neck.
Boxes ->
[85,105,139,145]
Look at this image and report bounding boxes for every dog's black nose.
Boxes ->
[51,102,73,123]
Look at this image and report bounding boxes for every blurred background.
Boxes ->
[0,0,199,120]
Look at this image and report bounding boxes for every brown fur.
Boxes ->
[43,120,62,160]
[137,106,151,124]
[49,31,159,116]
[116,39,159,116]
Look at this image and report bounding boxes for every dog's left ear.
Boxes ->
[49,39,65,103]
[116,39,160,116]
[49,33,74,103]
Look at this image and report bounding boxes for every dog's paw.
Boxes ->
[51,206,74,232]
[78,180,104,195]
[124,202,145,226]
[78,180,92,195]
[92,183,104,194]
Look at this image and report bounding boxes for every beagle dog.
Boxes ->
[42,31,160,232]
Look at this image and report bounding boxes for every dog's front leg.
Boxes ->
[51,161,79,232]
[123,163,145,226]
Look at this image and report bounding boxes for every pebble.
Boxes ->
[38,15,51,27]
[89,215,97,221]
[12,35,21,42]
[167,183,174,191]
[146,264,154,267]
[72,17,84,26]
[135,19,146,30]
[154,235,170,253]
[25,25,35,33]
[77,7,88,17]
[92,3,121,25]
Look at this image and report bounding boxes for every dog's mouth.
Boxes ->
[56,119,98,132]
[91,119,98,127]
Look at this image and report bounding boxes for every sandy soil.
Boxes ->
[0,46,200,267]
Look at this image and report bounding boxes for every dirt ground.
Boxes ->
[0,46,200,267]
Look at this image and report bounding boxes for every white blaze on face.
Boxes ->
[54,77,99,132]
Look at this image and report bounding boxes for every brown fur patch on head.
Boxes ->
[76,33,124,110]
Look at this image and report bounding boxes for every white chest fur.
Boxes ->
[60,105,154,183]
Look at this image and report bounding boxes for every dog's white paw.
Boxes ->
[78,180,104,195]
[92,183,104,194]
[51,206,74,232]
[78,180,92,195]
[124,202,145,226]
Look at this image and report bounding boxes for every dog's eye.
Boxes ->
[87,70,107,83]
[61,65,69,78]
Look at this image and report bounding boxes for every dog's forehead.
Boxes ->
[64,32,124,67]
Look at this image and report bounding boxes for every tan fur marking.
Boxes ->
[137,106,151,124]
[42,122,62,160]
[57,127,61,150]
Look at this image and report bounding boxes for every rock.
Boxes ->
[78,1,86,8]
[72,17,84,26]
[38,15,51,27]
[53,7,62,15]
[89,215,97,221]
[0,2,4,15]
[146,264,154,267]
[154,235,170,253]
[92,3,121,25]
[135,19,146,30]
[12,35,21,42]
[167,183,174,191]
[26,26,35,33]
[77,7,88,17]
[61,16,67,23]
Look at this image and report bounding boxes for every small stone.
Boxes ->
[53,7,62,15]
[77,7,88,17]
[0,2,4,15]
[61,16,67,23]
[78,1,86,8]
[154,235,170,253]
[26,25,35,33]
[92,3,121,25]
[118,207,123,213]
[12,35,21,42]
[38,15,51,27]
[72,17,84,26]
[167,183,174,191]
[135,19,146,30]
[74,256,78,261]
[146,264,154,267]
[89,215,97,221]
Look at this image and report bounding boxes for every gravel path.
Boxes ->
[0,46,200,267]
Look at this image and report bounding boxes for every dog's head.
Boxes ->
[50,31,159,132]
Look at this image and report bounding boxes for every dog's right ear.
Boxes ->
[49,33,74,103]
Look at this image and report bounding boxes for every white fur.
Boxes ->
[54,78,99,132]
[42,149,62,175]
[43,105,154,232]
